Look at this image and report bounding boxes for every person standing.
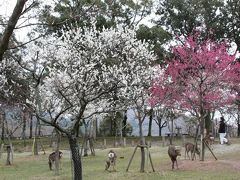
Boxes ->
[218,116,228,145]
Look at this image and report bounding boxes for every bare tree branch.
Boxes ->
[0,0,28,62]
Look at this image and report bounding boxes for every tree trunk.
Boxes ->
[54,130,61,176]
[200,116,205,161]
[139,122,145,172]
[147,109,153,136]
[6,145,11,165]
[76,123,80,137]
[29,114,33,139]
[238,103,240,137]
[1,112,5,141]
[122,110,127,137]
[89,138,95,156]
[92,118,97,140]
[83,137,88,157]
[38,119,41,137]
[0,0,27,61]
[238,113,240,137]
[68,135,82,180]
[89,120,95,155]
[33,116,39,155]
[205,111,212,134]
[113,115,117,137]
[21,111,26,147]
[170,118,173,145]
[95,118,98,138]
[110,116,113,136]
[158,123,162,136]
[83,122,88,157]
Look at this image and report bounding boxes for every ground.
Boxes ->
[0,137,240,180]
[178,144,240,171]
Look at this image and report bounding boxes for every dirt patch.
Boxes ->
[178,159,240,171]
[177,144,240,171]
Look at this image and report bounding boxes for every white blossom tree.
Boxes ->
[118,51,155,172]
[23,24,155,179]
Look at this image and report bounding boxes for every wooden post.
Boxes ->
[126,145,138,172]
[148,150,155,172]
[204,139,217,160]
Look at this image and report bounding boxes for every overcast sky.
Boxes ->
[0,0,37,41]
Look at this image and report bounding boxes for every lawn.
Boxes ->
[0,137,240,180]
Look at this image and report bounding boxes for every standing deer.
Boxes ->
[105,150,117,171]
[168,145,181,170]
[48,151,63,170]
[184,142,200,160]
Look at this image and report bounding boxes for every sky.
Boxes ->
[0,0,37,41]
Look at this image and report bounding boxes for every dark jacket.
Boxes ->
[218,121,226,133]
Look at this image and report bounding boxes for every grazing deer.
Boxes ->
[48,151,63,170]
[185,142,200,160]
[204,134,215,147]
[168,145,181,170]
[105,150,117,171]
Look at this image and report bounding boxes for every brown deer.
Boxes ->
[204,133,215,147]
[185,142,200,160]
[105,150,117,171]
[168,145,181,170]
[48,151,63,170]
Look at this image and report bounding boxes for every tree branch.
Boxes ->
[0,0,28,61]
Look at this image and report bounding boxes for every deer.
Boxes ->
[48,151,63,170]
[105,150,117,171]
[168,145,181,170]
[185,142,200,160]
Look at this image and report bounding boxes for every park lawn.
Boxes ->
[0,138,240,180]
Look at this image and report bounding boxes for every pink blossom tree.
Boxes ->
[224,57,240,136]
[150,34,240,160]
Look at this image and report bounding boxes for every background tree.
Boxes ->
[38,0,153,34]
[155,0,223,38]
[99,112,133,137]
[153,106,168,136]
[136,24,171,64]
[150,34,240,160]
[155,0,240,136]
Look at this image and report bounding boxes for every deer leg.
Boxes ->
[105,161,110,170]
[187,151,190,160]
[176,160,178,169]
[171,160,174,170]
[49,160,52,170]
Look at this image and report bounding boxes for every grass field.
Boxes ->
[1,137,240,180]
